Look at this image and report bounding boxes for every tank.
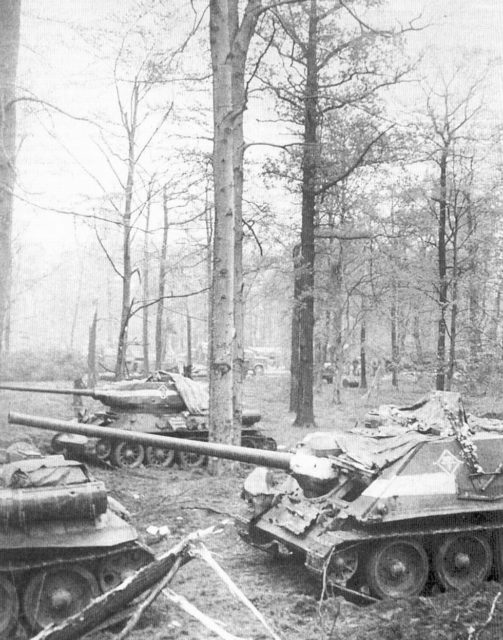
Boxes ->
[0,371,276,469]
[9,408,503,603]
[0,435,153,638]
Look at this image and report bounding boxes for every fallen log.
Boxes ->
[32,526,219,640]
[116,555,183,640]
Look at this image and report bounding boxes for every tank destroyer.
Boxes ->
[9,408,503,602]
[0,371,276,469]
[0,435,153,638]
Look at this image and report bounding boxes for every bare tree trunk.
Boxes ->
[447,212,459,390]
[360,318,367,389]
[390,290,399,388]
[0,0,20,372]
[204,182,213,374]
[331,311,343,405]
[229,1,261,436]
[436,149,448,390]
[490,279,502,349]
[230,6,245,435]
[294,0,318,428]
[290,244,301,412]
[413,312,423,363]
[155,186,169,369]
[467,200,482,361]
[208,0,235,464]
[69,264,83,351]
[115,84,139,379]
[142,190,151,374]
[87,309,98,387]
[185,308,192,377]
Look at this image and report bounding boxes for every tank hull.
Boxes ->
[53,410,276,469]
[14,405,503,602]
[243,432,503,601]
[0,446,154,637]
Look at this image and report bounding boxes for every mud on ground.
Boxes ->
[2,374,503,640]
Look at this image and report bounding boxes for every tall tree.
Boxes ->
[208,0,236,457]
[421,71,483,389]
[155,185,169,369]
[261,0,410,421]
[209,0,275,452]
[0,0,21,372]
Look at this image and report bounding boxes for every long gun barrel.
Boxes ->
[0,384,95,397]
[8,412,292,469]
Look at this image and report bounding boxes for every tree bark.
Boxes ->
[87,309,97,387]
[155,186,169,369]
[467,198,482,361]
[0,0,20,372]
[390,287,399,388]
[229,1,261,436]
[360,318,367,389]
[294,0,318,428]
[290,244,301,412]
[185,308,192,377]
[412,312,423,363]
[115,83,139,379]
[447,207,459,390]
[436,149,448,391]
[142,190,151,374]
[209,0,236,463]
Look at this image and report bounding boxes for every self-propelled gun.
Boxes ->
[9,409,503,602]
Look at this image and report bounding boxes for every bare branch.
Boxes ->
[95,229,124,280]
[131,287,210,316]
[315,126,393,196]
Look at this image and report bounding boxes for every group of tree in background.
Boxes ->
[0,0,502,452]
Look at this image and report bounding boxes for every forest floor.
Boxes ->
[2,372,503,640]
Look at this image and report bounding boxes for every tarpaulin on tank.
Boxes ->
[300,430,432,472]
[1,456,87,489]
[361,391,465,436]
[169,372,209,415]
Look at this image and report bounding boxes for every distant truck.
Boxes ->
[243,348,281,376]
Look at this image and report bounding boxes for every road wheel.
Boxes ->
[112,441,145,469]
[493,530,503,580]
[97,548,153,592]
[23,565,98,631]
[51,434,67,456]
[95,438,112,461]
[178,451,207,469]
[146,445,175,467]
[254,364,265,375]
[327,547,359,585]
[0,575,19,638]
[366,539,429,599]
[434,533,492,591]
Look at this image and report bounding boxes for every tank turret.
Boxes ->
[0,372,276,468]
[0,429,153,637]
[10,409,503,603]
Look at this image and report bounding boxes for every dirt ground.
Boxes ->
[3,373,503,640]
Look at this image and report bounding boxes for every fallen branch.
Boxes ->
[468,591,501,640]
[32,525,222,640]
[115,555,183,640]
[162,588,249,640]
[191,541,283,640]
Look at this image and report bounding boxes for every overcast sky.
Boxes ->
[15,0,503,241]
[10,0,503,351]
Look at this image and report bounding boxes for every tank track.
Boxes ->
[0,541,154,638]
[316,519,503,600]
[243,513,503,602]
[58,417,277,469]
